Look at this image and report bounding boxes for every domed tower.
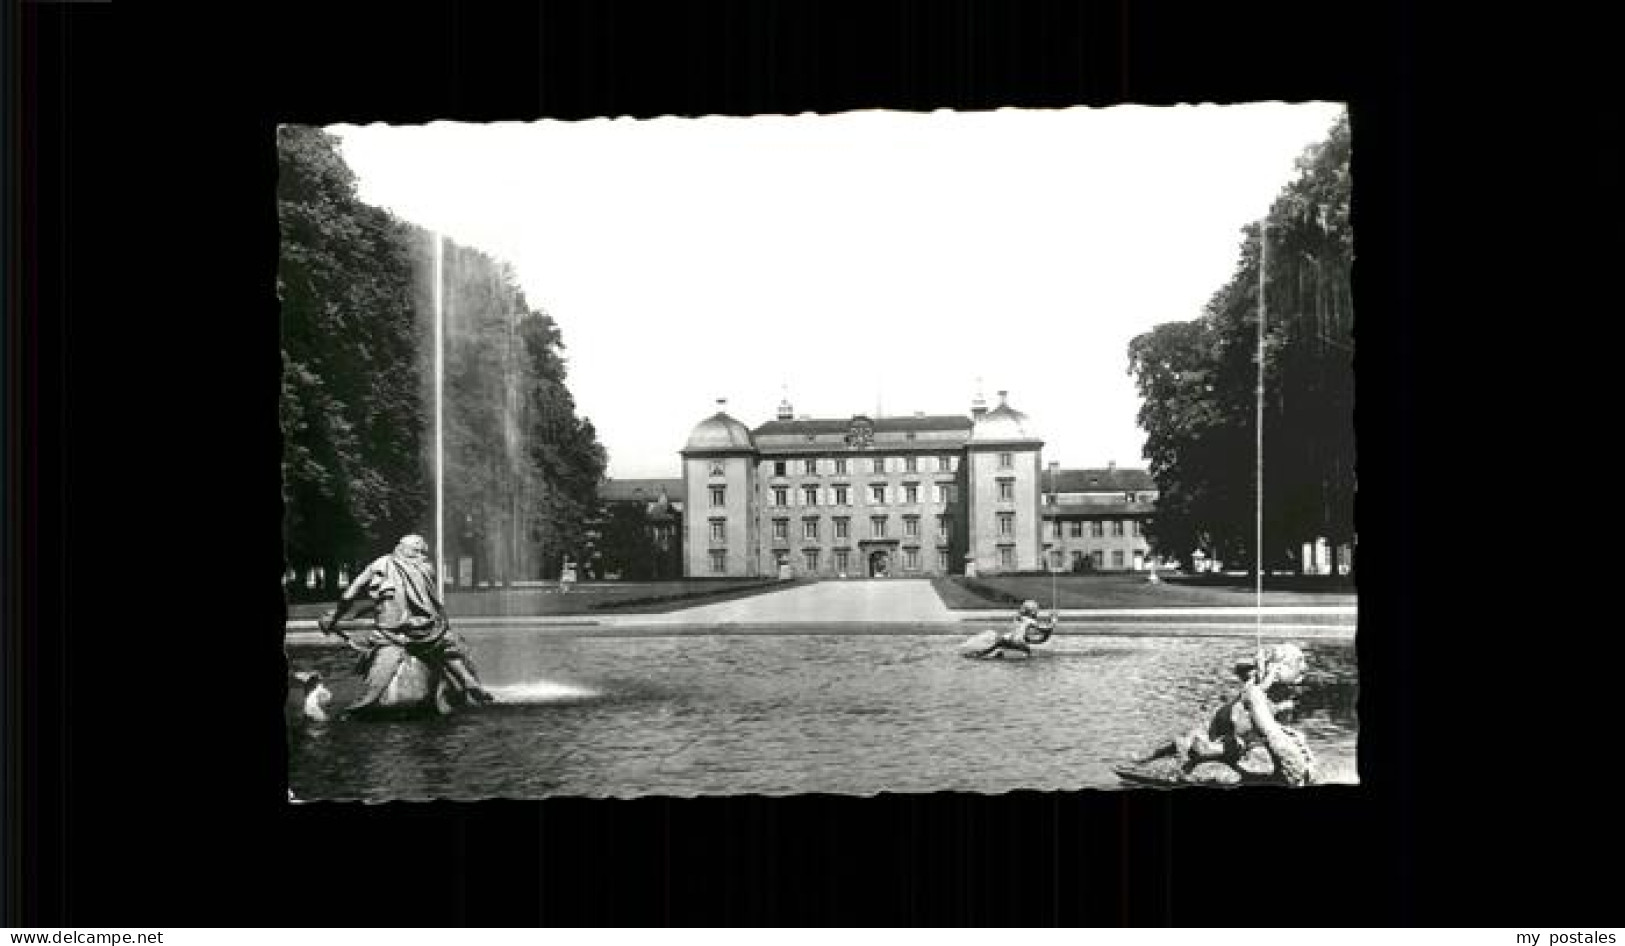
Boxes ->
[965,390,1045,575]
[681,399,760,577]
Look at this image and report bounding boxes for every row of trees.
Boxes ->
[279,126,606,596]
[1128,114,1354,575]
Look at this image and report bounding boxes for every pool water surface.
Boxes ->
[287,630,1358,800]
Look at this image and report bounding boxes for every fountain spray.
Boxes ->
[434,231,445,597]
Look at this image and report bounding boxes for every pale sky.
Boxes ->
[328,102,1345,479]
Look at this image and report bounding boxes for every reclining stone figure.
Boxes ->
[1129,643,1318,787]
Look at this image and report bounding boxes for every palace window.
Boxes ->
[804,459,818,476]
[773,461,787,477]
[998,513,1014,537]
[905,456,918,473]
[1071,551,1085,570]
[1051,520,1062,538]
[709,550,727,573]
[997,479,1014,501]
[998,452,1013,469]
[937,550,949,572]
[709,486,726,507]
[904,483,919,504]
[710,461,724,477]
[870,516,888,539]
[941,455,956,472]
[904,517,920,538]
[772,519,789,542]
[804,549,820,572]
[904,550,920,571]
[803,485,818,506]
[998,547,1015,569]
[773,486,788,506]
[937,515,950,538]
[871,484,886,504]
[834,458,848,475]
[1091,521,1105,538]
[803,519,819,540]
[833,484,849,505]
[834,517,850,540]
[872,458,885,474]
[1070,521,1083,538]
[1112,520,1125,537]
[1092,551,1105,570]
[709,519,726,542]
[835,550,850,574]
[936,483,955,504]
[1112,550,1125,569]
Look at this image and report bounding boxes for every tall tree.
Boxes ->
[1128,114,1354,574]
[279,126,607,592]
[278,126,429,592]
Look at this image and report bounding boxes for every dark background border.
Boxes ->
[12,0,1616,926]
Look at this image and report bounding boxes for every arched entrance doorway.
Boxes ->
[868,550,890,578]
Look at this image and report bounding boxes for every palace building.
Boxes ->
[671,391,1160,579]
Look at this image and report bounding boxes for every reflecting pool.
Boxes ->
[287,630,1358,800]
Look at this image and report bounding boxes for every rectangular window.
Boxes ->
[773,486,788,506]
[709,486,726,507]
[872,458,885,474]
[904,483,919,504]
[834,485,849,505]
[905,456,917,473]
[803,519,819,540]
[772,519,789,542]
[709,461,724,477]
[998,547,1015,569]
[1131,520,1142,536]
[870,517,887,539]
[998,513,1014,536]
[937,550,949,572]
[1070,521,1083,538]
[904,517,920,538]
[834,458,848,475]
[804,459,818,475]
[1091,521,1105,538]
[773,461,787,477]
[1071,551,1085,570]
[1051,520,1062,538]
[803,485,818,506]
[709,519,726,542]
[1112,550,1125,569]
[997,479,1014,501]
[935,484,948,504]
[871,484,886,504]
[709,550,727,573]
[1092,550,1104,570]
[904,550,920,571]
[835,517,850,539]
[941,455,956,472]
[937,515,950,538]
[1112,520,1125,537]
[835,550,850,573]
[999,452,1013,469]
[804,549,820,571]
